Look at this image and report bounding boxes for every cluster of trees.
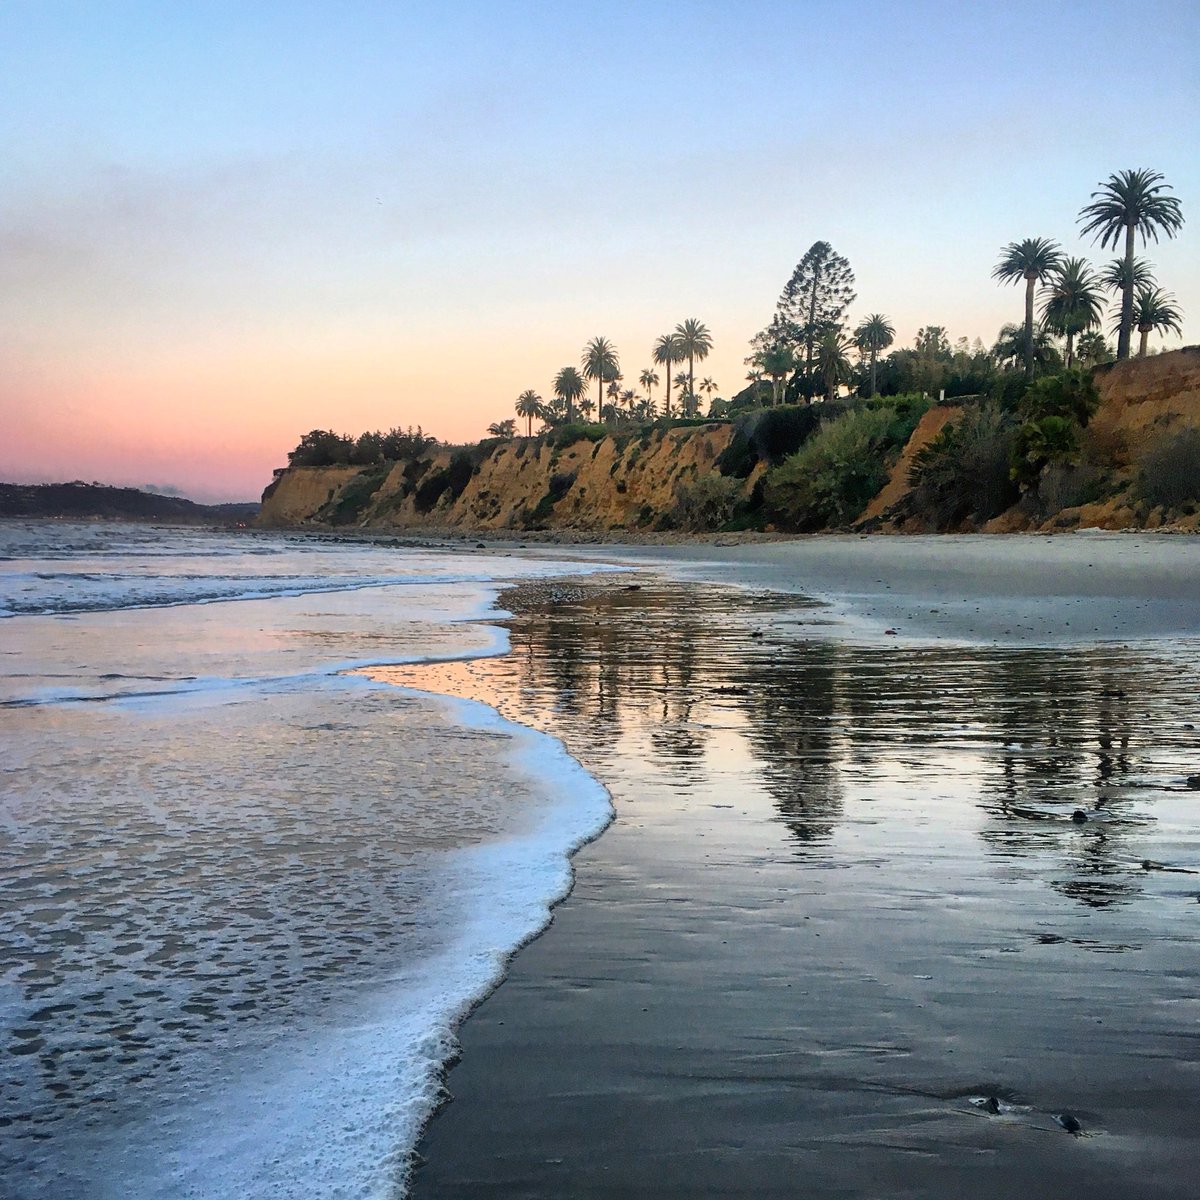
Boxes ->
[741,168,1185,413]
[286,426,436,467]
[495,321,721,437]
[994,168,1184,379]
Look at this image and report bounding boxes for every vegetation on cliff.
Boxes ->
[268,167,1189,536]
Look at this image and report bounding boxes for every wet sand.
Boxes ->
[368,556,1200,1199]
[563,532,1200,644]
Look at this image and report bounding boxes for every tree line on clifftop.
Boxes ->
[284,168,1194,532]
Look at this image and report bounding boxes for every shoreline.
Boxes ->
[386,555,1200,1199]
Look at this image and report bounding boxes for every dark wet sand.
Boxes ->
[372,573,1200,1199]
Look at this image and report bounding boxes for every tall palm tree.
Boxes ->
[1126,285,1183,356]
[553,366,585,423]
[1078,169,1184,360]
[652,333,681,417]
[756,344,795,406]
[514,389,542,437]
[673,319,713,406]
[852,313,895,397]
[639,368,659,410]
[1038,258,1104,367]
[582,337,619,412]
[818,331,852,402]
[992,237,1063,379]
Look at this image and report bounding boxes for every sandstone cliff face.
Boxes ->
[259,424,751,532]
[862,348,1200,534]
[257,466,367,528]
[1088,348,1200,467]
[857,405,959,526]
[258,350,1200,535]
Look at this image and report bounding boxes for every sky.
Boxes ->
[2,0,1198,501]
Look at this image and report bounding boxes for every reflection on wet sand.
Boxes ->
[375,580,1199,909]
[381,577,1200,1200]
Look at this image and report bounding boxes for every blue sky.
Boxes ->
[2,0,1197,498]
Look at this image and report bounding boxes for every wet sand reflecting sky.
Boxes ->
[377,578,1200,1199]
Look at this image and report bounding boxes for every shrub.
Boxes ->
[412,450,475,514]
[863,392,928,419]
[714,423,758,478]
[1038,461,1107,513]
[753,405,826,465]
[671,474,742,531]
[765,407,900,530]
[1137,426,1200,510]
[716,404,833,478]
[288,429,354,467]
[287,426,435,467]
[547,470,577,502]
[546,423,608,449]
[1010,416,1079,489]
[1019,368,1100,427]
[321,464,389,524]
[908,402,1018,527]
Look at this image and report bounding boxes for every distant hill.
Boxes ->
[0,482,260,524]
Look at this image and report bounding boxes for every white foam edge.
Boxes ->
[98,680,613,1200]
[0,556,623,619]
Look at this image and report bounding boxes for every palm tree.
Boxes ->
[1127,285,1183,356]
[515,390,542,437]
[553,366,585,423]
[673,319,713,406]
[818,331,852,402]
[652,333,681,417]
[756,344,795,406]
[1099,254,1155,294]
[992,323,1060,374]
[672,372,692,416]
[1075,331,1112,367]
[582,337,620,413]
[1039,258,1104,367]
[852,313,895,396]
[1078,169,1184,360]
[698,377,718,414]
[605,379,622,422]
[639,368,659,411]
[992,237,1063,379]
[487,419,516,438]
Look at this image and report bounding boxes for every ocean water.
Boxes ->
[0,523,614,1199]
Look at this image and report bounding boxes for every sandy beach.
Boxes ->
[368,535,1200,1199]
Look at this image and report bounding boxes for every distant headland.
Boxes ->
[0,481,259,525]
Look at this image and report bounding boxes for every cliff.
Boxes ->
[258,423,755,533]
[861,348,1200,534]
[259,349,1200,536]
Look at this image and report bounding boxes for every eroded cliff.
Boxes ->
[259,423,754,532]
